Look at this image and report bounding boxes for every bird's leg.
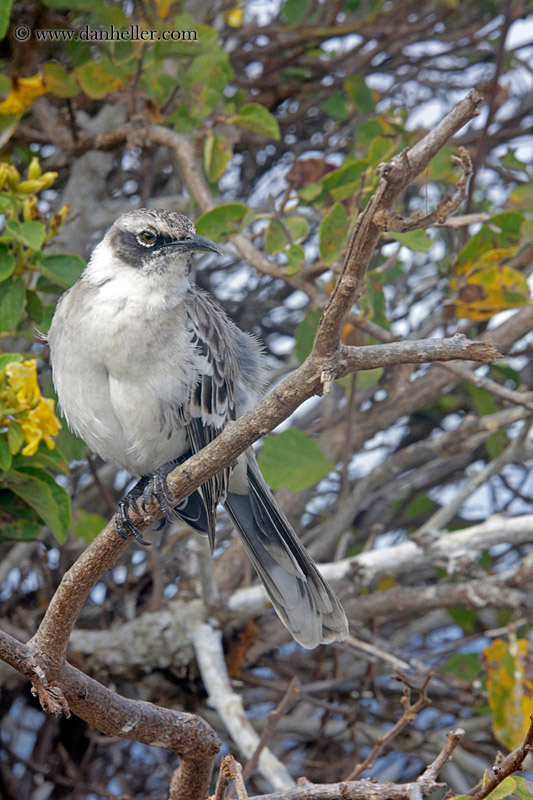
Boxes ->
[116,455,192,545]
[141,454,190,516]
[116,475,153,546]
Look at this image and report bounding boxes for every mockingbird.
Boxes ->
[48,208,348,648]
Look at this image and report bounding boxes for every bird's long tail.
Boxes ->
[224,458,348,649]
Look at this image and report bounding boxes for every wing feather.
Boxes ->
[181,289,239,548]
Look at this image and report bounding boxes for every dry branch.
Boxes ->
[345,674,433,780]
[192,622,295,792]
[229,514,533,616]
[467,716,533,800]
[0,628,219,800]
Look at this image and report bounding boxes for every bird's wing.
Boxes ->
[182,290,238,549]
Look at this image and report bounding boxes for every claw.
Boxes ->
[116,483,152,547]
[116,457,189,546]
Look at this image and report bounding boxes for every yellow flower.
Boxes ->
[20,396,61,456]
[4,360,40,411]
[0,73,48,116]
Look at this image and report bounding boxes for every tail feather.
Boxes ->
[224,459,348,649]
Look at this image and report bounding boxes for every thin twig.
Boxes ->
[417,728,465,785]
[438,361,533,412]
[344,673,433,780]
[241,678,301,784]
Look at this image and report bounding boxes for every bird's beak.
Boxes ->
[164,233,223,255]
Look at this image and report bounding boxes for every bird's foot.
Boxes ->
[116,476,152,546]
[116,457,188,546]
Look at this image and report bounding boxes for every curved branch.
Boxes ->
[0,628,219,800]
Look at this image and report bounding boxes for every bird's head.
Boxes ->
[105,208,222,272]
[83,209,222,293]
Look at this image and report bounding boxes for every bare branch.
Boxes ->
[0,628,219,800]
[417,728,466,786]
[467,716,533,800]
[241,678,301,785]
[437,361,533,412]
[229,515,533,616]
[191,622,295,792]
[313,90,483,360]
[345,674,433,780]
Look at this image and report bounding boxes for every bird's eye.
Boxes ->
[138,230,156,245]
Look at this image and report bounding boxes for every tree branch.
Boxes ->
[0,628,219,800]
[191,622,295,792]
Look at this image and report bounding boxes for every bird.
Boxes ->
[48,208,348,649]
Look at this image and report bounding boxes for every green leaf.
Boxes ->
[0,243,15,282]
[367,135,397,165]
[13,442,69,475]
[521,219,533,246]
[487,777,517,799]
[320,92,348,121]
[195,203,253,242]
[203,134,232,182]
[508,183,533,210]
[294,309,321,363]
[169,103,198,134]
[0,516,42,542]
[0,352,22,370]
[319,202,348,265]
[73,510,107,543]
[286,244,305,274]
[0,437,11,471]
[501,149,528,172]
[184,50,234,119]
[344,74,373,113]
[3,220,46,250]
[457,212,523,267]
[25,290,44,324]
[441,652,482,681]
[42,62,79,98]
[321,161,366,201]
[513,776,533,800]
[0,0,13,39]
[0,277,25,330]
[258,428,334,492]
[468,384,499,417]
[356,367,383,389]
[448,605,476,634]
[154,17,217,57]
[389,230,432,253]
[36,253,85,289]
[76,58,125,100]
[264,220,288,255]
[285,216,309,243]
[8,465,70,541]
[282,0,308,24]
[298,182,322,202]
[233,103,281,140]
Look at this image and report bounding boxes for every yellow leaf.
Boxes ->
[483,636,533,750]
[0,73,47,115]
[451,257,531,321]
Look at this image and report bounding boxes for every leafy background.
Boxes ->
[0,0,532,798]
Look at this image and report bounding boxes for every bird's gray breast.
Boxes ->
[49,281,198,476]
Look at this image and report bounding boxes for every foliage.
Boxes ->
[0,158,79,542]
[483,636,533,751]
